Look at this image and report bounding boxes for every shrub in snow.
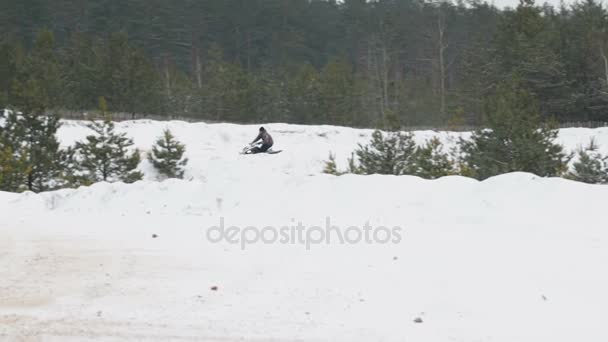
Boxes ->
[148,129,188,179]
[459,79,569,180]
[322,153,337,175]
[351,130,417,175]
[411,137,455,179]
[74,118,143,184]
[322,152,342,175]
[326,131,454,178]
[566,139,608,184]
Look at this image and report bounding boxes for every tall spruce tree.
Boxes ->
[1,33,66,193]
[12,30,62,112]
[493,0,572,119]
[99,32,161,116]
[148,129,188,179]
[0,39,25,108]
[317,58,356,126]
[61,32,101,110]
[460,78,569,180]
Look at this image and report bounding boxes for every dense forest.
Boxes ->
[2,0,608,127]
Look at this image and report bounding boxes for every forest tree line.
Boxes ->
[2,0,608,127]
[3,75,608,195]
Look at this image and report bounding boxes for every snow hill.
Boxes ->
[1,121,608,341]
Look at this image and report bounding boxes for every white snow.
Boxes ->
[1,120,608,341]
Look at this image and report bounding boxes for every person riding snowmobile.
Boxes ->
[248,126,274,154]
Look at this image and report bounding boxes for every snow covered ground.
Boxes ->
[1,121,608,341]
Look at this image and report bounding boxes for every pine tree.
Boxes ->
[99,32,161,116]
[318,58,356,125]
[248,67,282,123]
[61,32,101,110]
[57,146,93,188]
[493,0,572,119]
[460,78,569,180]
[566,138,608,184]
[0,39,25,108]
[200,44,254,122]
[12,30,62,113]
[21,114,64,191]
[0,109,65,192]
[285,63,320,124]
[351,130,417,175]
[75,106,143,183]
[160,62,197,117]
[148,129,188,179]
[411,137,455,179]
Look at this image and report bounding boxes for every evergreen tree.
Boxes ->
[0,109,65,192]
[411,137,455,179]
[21,113,64,191]
[12,30,62,113]
[61,32,101,110]
[251,66,289,123]
[0,39,25,108]
[99,32,161,116]
[493,0,572,119]
[75,103,143,183]
[160,61,197,117]
[125,48,162,115]
[285,63,320,124]
[56,146,92,189]
[566,138,608,184]
[148,129,188,179]
[200,44,253,122]
[559,0,608,122]
[0,144,26,192]
[351,130,417,175]
[317,57,356,126]
[0,110,25,192]
[460,78,569,180]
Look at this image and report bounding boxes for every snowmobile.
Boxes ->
[240,143,282,155]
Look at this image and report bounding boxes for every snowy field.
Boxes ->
[1,121,608,341]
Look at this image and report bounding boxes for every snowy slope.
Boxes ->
[56,120,608,181]
[1,121,608,342]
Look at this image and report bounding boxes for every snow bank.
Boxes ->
[1,121,608,341]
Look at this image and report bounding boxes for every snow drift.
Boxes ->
[1,121,608,341]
